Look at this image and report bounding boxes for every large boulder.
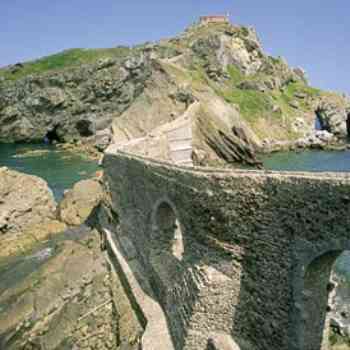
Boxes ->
[58,178,103,226]
[0,167,60,237]
[0,167,66,257]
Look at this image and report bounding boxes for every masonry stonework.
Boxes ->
[199,16,229,25]
[100,150,350,350]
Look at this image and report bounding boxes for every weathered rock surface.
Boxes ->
[0,170,141,350]
[0,227,142,350]
[0,52,151,144]
[58,178,104,226]
[0,167,57,236]
[317,96,350,137]
[0,167,66,257]
[262,129,341,153]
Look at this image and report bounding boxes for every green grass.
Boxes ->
[277,81,321,112]
[283,81,321,99]
[227,65,244,84]
[208,65,277,122]
[0,47,131,81]
[223,88,274,121]
[329,327,350,349]
[189,65,208,83]
[227,65,273,91]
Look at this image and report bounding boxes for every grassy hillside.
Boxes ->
[0,47,131,81]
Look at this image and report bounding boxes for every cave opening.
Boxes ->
[346,113,350,138]
[76,120,94,137]
[294,250,350,350]
[45,125,62,144]
[315,110,324,131]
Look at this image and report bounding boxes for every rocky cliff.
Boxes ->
[1,21,349,166]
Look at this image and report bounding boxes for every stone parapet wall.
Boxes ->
[101,150,350,350]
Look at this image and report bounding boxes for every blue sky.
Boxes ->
[1,0,349,93]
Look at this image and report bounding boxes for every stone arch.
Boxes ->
[346,113,350,138]
[148,198,188,348]
[45,124,62,143]
[151,198,184,262]
[290,241,350,350]
[315,114,323,131]
[301,250,341,350]
[315,108,326,131]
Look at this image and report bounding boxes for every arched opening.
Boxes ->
[152,201,184,261]
[45,125,62,144]
[292,249,350,350]
[148,199,187,348]
[76,119,94,137]
[301,251,341,350]
[149,200,185,286]
[327,251,350,348]
[315,114,323,131]
[315,109,327,131]
[346,113,350,138]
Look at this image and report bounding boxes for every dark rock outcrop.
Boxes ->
[0,53,151,144]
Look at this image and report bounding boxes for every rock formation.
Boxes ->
[0,168,141,350]
[0,167,66,257]
[0,228,141,350]
[0,168,103,257]
[327,257,350,349]
[0,167,57,235]
[1,21,349,166]
[58,178,104,226]
[0,53,151,145]
[316,95,350,138]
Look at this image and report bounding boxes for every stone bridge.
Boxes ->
[100,150,350,350]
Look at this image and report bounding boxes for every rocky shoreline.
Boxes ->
[0,167,142,350]
[2,156,350,349]
[1,19,350,350]
[261,130,350,154]
[1,21,349,168]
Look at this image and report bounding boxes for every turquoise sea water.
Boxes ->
[0,143,99,314]
[262,150,350,172]
[2,145,350,202]
[0,143,99,201]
